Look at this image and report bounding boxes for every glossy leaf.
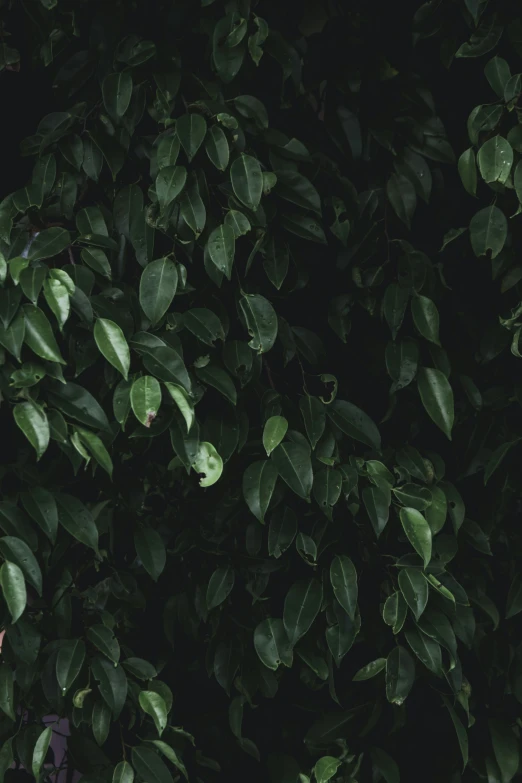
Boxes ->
[0,561,27,623]
[139,258,178,325]
[254,618,293,670]
[283,579,323,646]
[399,507,432,568]
[417,367,454,439]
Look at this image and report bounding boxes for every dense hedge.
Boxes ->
[0,1,522,782]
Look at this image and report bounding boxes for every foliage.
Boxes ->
[0,0,522,782]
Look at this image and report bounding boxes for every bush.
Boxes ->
[0,1,521,781]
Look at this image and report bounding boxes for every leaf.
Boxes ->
[458,148,477,196]
[243,460,278,522]
[330,556,357,620]
[13,401,49,460]
[254,618,293,670]
[470,205,507,258]
[156,166,187,211]
[399,507,432,568]
[192,441,223,487]
[139,691,168,736]
[131,376,162,427]
[485,56,511,97]
[411,296,440,345]
[23,304,65,363]
[484,440,518,485]
[263,416,288,456]
[0,561,26,623]
[92,700,111,746]
[43,277,70,329]
[176,113,207,162]
[489,719,520,783]
[75,427,113,477]
[225,209,251,237]
[195,364,236,404]
[206,566,235,610]
[180,174,206,237]
[239,293,278,353]
[87,624,120,663]
[132,746,174,783]
[506,573,522,619]
[0,536,42,595]
[328,400,381,450]
[28,227,71,261]
[103,72,133,118]
[208,224,235,280]
[94,318,130,380]
[32,726,52,779]
[386,173,416,228]
[417,367,454,439]
[183,308,224,347]
[281,213,327,244]
[130,333,190,392]
[383,283,410,339]
[149,741,188,780]
[385,646,415,705]
[477,135,513,184]
[398,568,428,620]
[139,258,178,325]
[113,761,134,783]
[205,125,229,170]
[283,579,323,646]
[314,756,342,783]
[268,506,297,558]
[276,171,321,214]
[134,527,166,581]
[47,381,110,431]
[441,695,468,772]
[230,154,263,210]
[362,485,390,538]
[299,396,326,449]
[164,383,194,432]
[56,639,86,694]
[352,658,387,681]
[404,628,442,675]
[271,442,313,500]
[371,748,400,783]
[55,493,99,551]
[0,665,15,720]
[91,656,128,718]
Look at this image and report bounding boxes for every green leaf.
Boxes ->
[13,401,49,460]
[131,376,162,427]
[113,761,134,783]
[411,295,440,345]
[385,646,415,705]
[458,148,477,196]
[283,579,323,646]
[139,691,168,736]
[506,573,522,619]
[195,364,236,404]
[23,304,65,363]
[330,555,357,620]
[239,293,278,353]
[405,628,442,675]
[352,658,387,681]
[0,311,25,361]
[328,399,381,450]
[263,416,288,456]
[55,493,99,551]
[75,427,113,477]
[94,318,130,380]
[92,700,111,746]
[28,227,71,261]
[425,485,447,534]
[183,308,224,346]
[386,173,416,228]
[87,624,120,663]
[91,656,128,718]
[314,756,342,783]
[164,383,194,432]
[148,741,188,780]
[489,718,519,783]
[393,483,432,511]
[383,283,410,339]
[417,367,454,439]
[206,566,235,610]
[192,441,223,487]
[122,658,157,680]
[130,333,191,392]
[477,135,513,184]
[399,507,432,568]
[56,639,86,694]
[441,695,468,772]
[139,258,178,326]
[281,213,327,244]
[180,173,206,237]
[156,166,187,212]
[0,665,15,720]
[484,440,518,485]
[362,485,390,538]
[230,154,263,211]
[268,506,297,558]
[470,205,507,258]
[208,224,235,280]
[176,113,207,162]
[254,618,293,670]
[205,125,229,170]
[485,56,511,97]
[103,71,133,118]
[398,568,428,620]
[0,561,26,623]
[43,277,70,330]
[299,396,326,449]
[271,442,313,500]
[276,171,321,214]
[19,265,47,304]
[225,209,251,237]
[47,381,110,431]
[134,527,166,581]
[0,536,42,595]
[132,745,174,783]
[32,726,52,779]
[243,460,278,522]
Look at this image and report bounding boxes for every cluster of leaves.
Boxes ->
[0,0,521,782]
